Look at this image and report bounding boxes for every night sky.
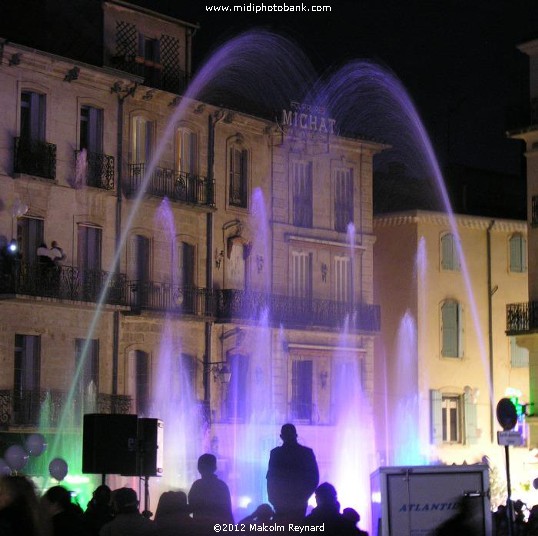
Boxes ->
[131,0,537,179]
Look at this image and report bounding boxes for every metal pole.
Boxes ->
[505,445,513,536]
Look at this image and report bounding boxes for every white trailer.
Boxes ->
[370,464,491,536]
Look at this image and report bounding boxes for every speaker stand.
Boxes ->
[141,476,152,518]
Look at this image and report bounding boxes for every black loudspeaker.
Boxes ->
[82,414,138,475]
[136,418,163,477]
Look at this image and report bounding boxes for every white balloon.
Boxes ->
[25,434,47,457]
[5,445,29,471]
[49,458,68,481]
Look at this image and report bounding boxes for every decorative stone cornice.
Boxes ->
[374,210,526,233]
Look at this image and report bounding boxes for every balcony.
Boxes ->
[0,389,132,429]
[74,150,115,190]
[127,164,215,208]
[127,281,215,316]
[506,302,538,334]
[0,261,127,306]
[214,289,381,332]
[14,137,57,180]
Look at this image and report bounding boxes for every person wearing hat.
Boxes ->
[99,487,156,536]
[266,423,319,522]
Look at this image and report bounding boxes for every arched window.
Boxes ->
[509,233,527,273]
[440,233,460,271]
[441,299,463,358]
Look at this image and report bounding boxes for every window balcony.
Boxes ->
[127,281,215,317]
[127,164,215,208]
[0,389,131,429]
[74,150,115,190]
[14,137,57,180]
[214,289,381,332]
[0,261,127,306]
[506,302,538,334]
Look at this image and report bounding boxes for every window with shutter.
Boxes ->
[441,300,463,358]
[509,234,527,273]
[440,233,460,271]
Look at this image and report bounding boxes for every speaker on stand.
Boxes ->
[82,414,138,483]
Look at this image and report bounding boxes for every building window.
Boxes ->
[78,225,102,272]
[442,395,460,443]
[334,168,353,232]
[430,389,476,445]
[229,146,248,208]
[510,337,529,368]
[441,300,463,358]
[334,256,351,304]
[131,115,155,164]
[75,339,99,413]
[176,128,198,175]
[440,233,460,271]
[138,35,162,86]
[80,106,103,154]
[292,161,313,228]
[17,217,44,264]
[291,359,313,422]
[292,251,312,299]
[225,353,249,422]
[13,334,41,425]
[20,91,45,141]
[509,234,527,273]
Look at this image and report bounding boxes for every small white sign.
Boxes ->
[497,430,523,446]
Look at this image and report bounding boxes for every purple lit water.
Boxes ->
[41,29,492,533]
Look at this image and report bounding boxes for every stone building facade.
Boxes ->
[0,0,382,508]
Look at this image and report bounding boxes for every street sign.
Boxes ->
[497,430,523,447]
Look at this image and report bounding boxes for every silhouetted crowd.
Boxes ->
[0,424,370,536]
[3,423,538,535]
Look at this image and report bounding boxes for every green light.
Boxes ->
[510,396,524,417]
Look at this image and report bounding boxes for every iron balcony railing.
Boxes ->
[74,150,115,190]
[14,137,57,180]
[0,261,127,306]
[0,389,132,429]
[506,302,538,334]
[127,164,215,207]
[127,281,215,316]
[214,289,381,332]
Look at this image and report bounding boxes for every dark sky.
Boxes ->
[131,0,538,179]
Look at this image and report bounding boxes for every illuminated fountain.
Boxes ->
[37,29,493,533]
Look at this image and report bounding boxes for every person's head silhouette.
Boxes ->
[280,423,298,444]
[197,453,217,477]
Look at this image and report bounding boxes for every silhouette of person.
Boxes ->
[266,423,319,522]
[434,494,483,536]
[154,491,195,536]
[43,485,92,536]
[188,453,233,534]
[99,487,156,536]
[84,485,114,535]
[0,475,42,536]
[342,507,368,536]
[305,483,356,536]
